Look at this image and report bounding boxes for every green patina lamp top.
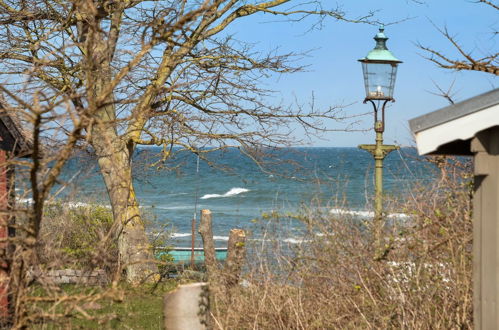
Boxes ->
[359,25,402,63]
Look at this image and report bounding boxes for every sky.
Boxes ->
[222,0,498,147]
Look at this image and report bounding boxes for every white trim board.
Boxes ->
[414,103,499,155]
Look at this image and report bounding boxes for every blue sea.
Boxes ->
[59,147,434,247]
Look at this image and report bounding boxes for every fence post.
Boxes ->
[225,229,246,287]
[198,209,218,277]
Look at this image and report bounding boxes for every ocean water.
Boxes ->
[58,147,434,247]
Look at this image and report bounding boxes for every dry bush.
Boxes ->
[9,199,175,328]
[211,156,472,329]
[38,202,118,275]
[5,199,120,328]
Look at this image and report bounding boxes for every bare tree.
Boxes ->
[0,0,371,283]
[418,2,498,76]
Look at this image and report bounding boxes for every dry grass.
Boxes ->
[210,157,473,329]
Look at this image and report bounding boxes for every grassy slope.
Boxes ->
[32,281,177,329]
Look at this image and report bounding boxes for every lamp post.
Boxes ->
[358,26,402,251]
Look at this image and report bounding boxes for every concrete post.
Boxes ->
[164,282,210,330]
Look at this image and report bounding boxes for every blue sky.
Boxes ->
[223,0,498,147]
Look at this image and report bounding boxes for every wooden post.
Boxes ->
[164,282,209,330]
[225,229,246,287]
[198,210,247,287]
[198,210,218,277]
[471,127,499,329]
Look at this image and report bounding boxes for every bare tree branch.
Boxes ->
[418,18,498,75]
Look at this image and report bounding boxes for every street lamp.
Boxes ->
[358,26,402,252]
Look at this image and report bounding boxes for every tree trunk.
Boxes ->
[92,130,157,283]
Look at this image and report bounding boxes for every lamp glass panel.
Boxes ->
[362,62,398,100]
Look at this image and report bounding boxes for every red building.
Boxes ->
[0,102,32,322]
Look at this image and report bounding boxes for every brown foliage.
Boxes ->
[211,157,473,329]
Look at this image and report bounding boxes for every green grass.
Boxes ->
[30,280,177,329]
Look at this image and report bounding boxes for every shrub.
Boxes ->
[38,202,118,273]
[211,156,473,329]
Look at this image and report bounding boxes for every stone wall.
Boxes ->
[30,269,109,285]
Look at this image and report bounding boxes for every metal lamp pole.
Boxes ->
[358,26,402,252]
[358,100,398,248]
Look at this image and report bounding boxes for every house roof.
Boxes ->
[0,98,33,157]
[409,88,499,155]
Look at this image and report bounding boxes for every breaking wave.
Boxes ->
[201,187,249,200]
[171,233,192,238]
[330,208,410,219]
[213,236,229,241]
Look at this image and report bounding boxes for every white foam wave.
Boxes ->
[387,213,411,219]
[248,237,309,244]
[201,187,249,200]
[171,233,192,238]
[213,236,229,241]
[329,208,410,219]
[283,238,309,244]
